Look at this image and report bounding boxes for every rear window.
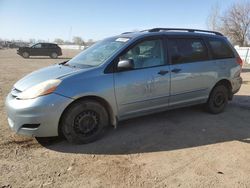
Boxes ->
[168,38,209,64]
[208,38,235,59]
[50,44,58,48]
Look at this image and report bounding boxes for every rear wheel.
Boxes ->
[206,85,229,114]
[22,52,29,58]
[61,100,109,144]
[50,52,58,59]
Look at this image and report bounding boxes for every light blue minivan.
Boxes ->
[5,28,242,144]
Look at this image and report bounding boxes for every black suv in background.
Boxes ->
[17,43,62,58]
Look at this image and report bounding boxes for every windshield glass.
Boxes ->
[66,37,130,68]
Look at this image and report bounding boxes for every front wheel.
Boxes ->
[22,52,29,58]
[61,100,109,144]
[206,85,229,114]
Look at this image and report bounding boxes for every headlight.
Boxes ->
[17,79,61,100]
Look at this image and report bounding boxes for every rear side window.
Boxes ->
[168,38,209,64]
[41,44,49,48]
[47,44,53,48]
[208,38,235,59]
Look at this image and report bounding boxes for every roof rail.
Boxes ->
[143,28,223,36]
[121,32,134,34]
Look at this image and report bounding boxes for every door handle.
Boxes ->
[158,70,169,75]
[171,68,182,73]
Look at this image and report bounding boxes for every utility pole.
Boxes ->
[68,26,72,42]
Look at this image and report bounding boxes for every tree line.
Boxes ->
[54,37,95,46]
[207,1,250,46]
[0,36,95,48]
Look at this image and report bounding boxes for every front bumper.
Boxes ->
[5,93,73,137]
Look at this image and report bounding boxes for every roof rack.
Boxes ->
[121,32,134,34]
[142,28,223,36]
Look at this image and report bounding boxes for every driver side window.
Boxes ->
[33,44,42,48]
[120,39,164,69]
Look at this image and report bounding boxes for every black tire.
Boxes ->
[206,85,229,114]
[61,100,109,144]
[22,52,29,58]
[50,52,58,59]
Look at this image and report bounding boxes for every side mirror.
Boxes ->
[117,59,134,71]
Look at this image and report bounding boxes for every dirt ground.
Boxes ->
[0,49,250,188]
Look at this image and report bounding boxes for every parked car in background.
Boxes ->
[6,28,242,144]
[17,43,62,58]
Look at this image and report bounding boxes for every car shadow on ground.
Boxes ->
[39,95,250,155]
[27,57,71,60]
[242,68,250,73]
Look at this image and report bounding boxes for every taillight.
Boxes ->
[237,56,243,67]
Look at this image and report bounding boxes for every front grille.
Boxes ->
[11,88,21,98]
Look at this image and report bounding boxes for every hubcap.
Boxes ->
[214,92,225,107]
[74,111,99,136]
[52,53,57,58]
[23,52,28,57]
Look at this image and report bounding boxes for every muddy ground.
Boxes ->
[0,49,250,188]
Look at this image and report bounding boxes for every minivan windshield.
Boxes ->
[66,37,130,68]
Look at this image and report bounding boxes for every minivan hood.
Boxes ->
[14,64,82,91]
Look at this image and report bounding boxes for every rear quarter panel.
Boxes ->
[214,58,241,92]
[206,37,241,92]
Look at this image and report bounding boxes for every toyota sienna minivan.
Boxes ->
[5,28,243,144]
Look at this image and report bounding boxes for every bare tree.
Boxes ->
[221,1,250,46]
[207,3,221,31]
[29,38,36,44]
[54,38,64,44]
[37,39,46,43]
[86,39,95,46]
[64,40,72,45]
[73,36,85,45]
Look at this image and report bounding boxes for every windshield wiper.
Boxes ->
[63,64,77,68]
[58,61,68,65]
[59,61,77,68]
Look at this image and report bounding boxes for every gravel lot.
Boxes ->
[1,49,250,188]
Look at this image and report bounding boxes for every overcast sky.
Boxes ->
[0,0,239,41]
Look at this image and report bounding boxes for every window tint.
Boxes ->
[41,44,49,48]
[49,44,57,48]
[168,38,209,64]
[120,39,164,69]
[208,38,235,59]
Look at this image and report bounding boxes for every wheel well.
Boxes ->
[213,79,233,100]
[58,96,115,137]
